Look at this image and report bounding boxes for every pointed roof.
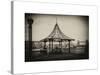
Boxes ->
[48,23,70,39]
[40,23,74,42]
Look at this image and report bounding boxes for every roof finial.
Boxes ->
[56,16,57,24]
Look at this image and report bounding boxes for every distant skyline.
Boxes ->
[25,14,89,44]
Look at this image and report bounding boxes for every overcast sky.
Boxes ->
[25,14,89,43]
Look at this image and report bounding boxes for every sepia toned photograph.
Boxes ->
[25,13,89,62]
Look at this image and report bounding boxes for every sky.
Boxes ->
[25,14,89,44]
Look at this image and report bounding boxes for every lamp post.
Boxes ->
[27,17,33,60]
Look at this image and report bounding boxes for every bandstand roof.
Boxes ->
[40,23,74,42]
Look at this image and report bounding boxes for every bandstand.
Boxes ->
[40,22,75,54]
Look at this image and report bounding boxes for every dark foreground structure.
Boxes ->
[25,15,89,62]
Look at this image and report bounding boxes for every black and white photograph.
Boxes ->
[25,13,89,62]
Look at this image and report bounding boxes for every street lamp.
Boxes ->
[27,17,33,61]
